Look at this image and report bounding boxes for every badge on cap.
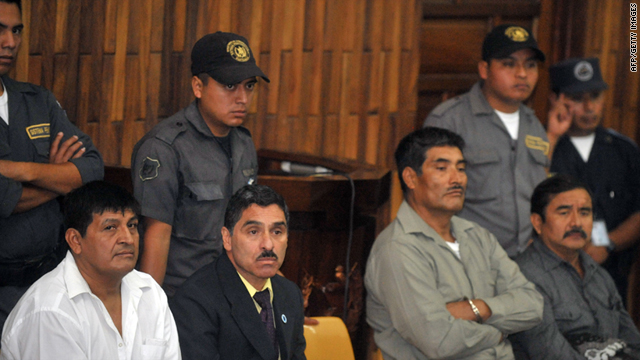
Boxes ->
[573,61,594,81]
[227,40,251,62]
[140,157,161,181]
[504,26,529,42]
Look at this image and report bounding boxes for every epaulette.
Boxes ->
[604,128,639,148]
[430,96,463,117]
[155,120,188,145]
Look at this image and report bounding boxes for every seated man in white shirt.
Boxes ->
[0,181,181,360]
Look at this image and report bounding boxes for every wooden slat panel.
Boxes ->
[110,0,130,122]
[173,0,187,52]
[15,0,423,171]
[54,0,69,53]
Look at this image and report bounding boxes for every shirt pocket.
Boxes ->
[464,148,500,202]
[553,308,583,334]
[141,338,168,360]
[174,181,226,240]
[32,138,50,161]
[527,144,549,168]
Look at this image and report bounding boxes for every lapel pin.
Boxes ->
[281,314,287,323]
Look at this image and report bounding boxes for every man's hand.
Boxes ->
[49,132,85,164]
[546,93,573,161]
[547,93,573,140]
[584,243,609,264]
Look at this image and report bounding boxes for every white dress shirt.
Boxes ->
[0,252,181,360]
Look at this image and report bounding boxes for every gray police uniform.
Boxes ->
[424,82,549,257]
[131,101,258,296]
[0,75,104,330]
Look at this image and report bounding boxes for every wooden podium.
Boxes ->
[105,150,391,359]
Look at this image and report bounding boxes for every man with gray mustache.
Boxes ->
[510,174,640,359]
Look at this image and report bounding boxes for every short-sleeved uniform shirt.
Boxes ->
[424,82,549,257]
[0,75,104,262]
[551,126,640,302]
[131,101,258,296]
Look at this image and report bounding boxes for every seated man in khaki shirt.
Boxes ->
[365,127,543,360]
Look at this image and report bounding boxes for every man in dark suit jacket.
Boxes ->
[170,184,306,360]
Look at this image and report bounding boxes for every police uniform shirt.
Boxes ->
[0,75,104,263]
[131,101,258,296]
[424,82,550,257]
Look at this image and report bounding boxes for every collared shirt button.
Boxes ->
[119,343,123,347]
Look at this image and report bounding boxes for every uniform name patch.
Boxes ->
[140,157,161,181]
[525,135,549,156]
[26,124,51,139]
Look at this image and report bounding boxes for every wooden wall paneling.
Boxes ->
[305,0,326,116]
[266,0,284,114]
[384,0,401,114]
[14,0,29,82]
[54,0,68,53]
[103,0,118,53]
[150,0,165,52]
[172,0,187,52]
[121,55,142,166]
[16,0,422,171]
[98,55,116,164]
[111,0,130,122]
[286,0,305,117]
[364,114,381,165]
[144,52,163,132]
[246,0,265,115]
[366,0,384,113]
[76,55,92,129]
[274,52,292,152]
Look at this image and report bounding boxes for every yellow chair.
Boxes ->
[303,316,355,360]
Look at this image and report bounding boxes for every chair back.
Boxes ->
[303,316,355,360]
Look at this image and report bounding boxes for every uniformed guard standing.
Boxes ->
[131,31,269,296]
[0,0,104,335]
[424,24,571,257]
[549,57,640,305]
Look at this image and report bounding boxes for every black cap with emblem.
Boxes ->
[191,31,270,85]
[482,24,545,62]
[549,57,609,95]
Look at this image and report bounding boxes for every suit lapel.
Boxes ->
[272,276,296,360]
[218,254,278,360]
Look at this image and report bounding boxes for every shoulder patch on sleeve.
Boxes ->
[139,157,161,181]
[155,121,188,145]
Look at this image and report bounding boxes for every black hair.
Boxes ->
[0,0,21,12]
[394,126,465,194]
[197,73,210,85]
[63,181,141,237]
[224,184,289,235]
[530,174,593,222]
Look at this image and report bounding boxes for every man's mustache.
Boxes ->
[257,250,278,260]
[563,227,587,239]
[447,185,465,192]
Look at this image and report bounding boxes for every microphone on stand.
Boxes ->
[280,161,333,175]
